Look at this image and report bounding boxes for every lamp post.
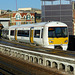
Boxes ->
[16,0,17,11]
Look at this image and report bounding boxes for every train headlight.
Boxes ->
[64,40,68,43]
[50,41,53,43]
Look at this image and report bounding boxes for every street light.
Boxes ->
[16,0,17,11]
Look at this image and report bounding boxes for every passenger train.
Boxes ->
[2,21,68,50]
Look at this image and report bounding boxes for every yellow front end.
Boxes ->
[48,37,68,50]
[48,37,68,44]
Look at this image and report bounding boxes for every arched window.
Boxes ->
[24,16,25,19]
[32,16,34,20]
[16,14,21,20]
[26,14,31,20]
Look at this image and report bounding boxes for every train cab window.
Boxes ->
[48,27,68,38]
[48,28,55,37]
[10,30,14,36]
[18,30,29,37]
[34,30,40,38]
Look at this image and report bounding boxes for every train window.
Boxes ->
[41,29,43,38]
[48,27,68,37]
[10,30,14,36]
[6,30,9,35]
[34,30,40,38]
[18,30,22,36]
[48,27,55,37]
[24,30,29,37]
[18,30,29,37]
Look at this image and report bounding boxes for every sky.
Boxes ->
[0,0,41,11]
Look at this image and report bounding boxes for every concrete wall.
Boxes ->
[0,44,75,75]
[0,18,10,28]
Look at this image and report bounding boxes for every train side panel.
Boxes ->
[10,29,15,40]
[33,27,44,46]
[43,26,49,47]
[17,28,30,43]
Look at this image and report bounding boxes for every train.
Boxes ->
[2,21,69,50]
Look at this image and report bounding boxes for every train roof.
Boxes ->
[3,21,67,30]
[10,22,46,27]
[9,22,47,29]
[46,21,67,27]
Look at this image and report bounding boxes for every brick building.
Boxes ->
[11,12,35,25]
[0,8,41,26]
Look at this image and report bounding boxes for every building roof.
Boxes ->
[18,8,41,14]
[18,8,41,11]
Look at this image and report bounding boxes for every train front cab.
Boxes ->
[48,27,68,50]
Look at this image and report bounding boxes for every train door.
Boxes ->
[15,29,17,40]
[9,30,11,40]
[34,29,42,45]
[40,29,43,45]
[30,28,34,43]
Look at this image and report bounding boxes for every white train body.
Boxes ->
[2,21,69,51]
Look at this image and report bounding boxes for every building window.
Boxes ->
[26,22,31,24]
[24,16,26,19]
[24,22,25,24]
[32,16,34,20]
[16,14,21,20]
[16,22,21,25]
[26,22,28,24]
[26,14,31,20]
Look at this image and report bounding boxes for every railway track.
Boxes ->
[0,38,75,58]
